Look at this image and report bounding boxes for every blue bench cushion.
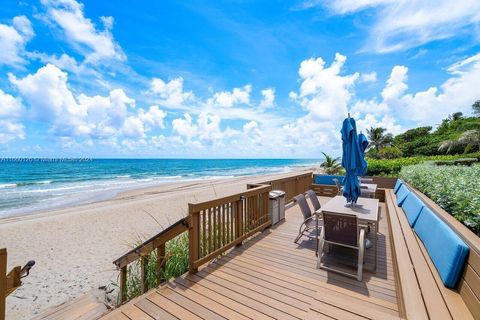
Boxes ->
[396,184,410,206]
[402,193,425,226]
[394,179,403,194]
[414,207,469,288]
[314,175,344,186]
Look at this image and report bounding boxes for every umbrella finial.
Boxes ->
[348,112,350,118]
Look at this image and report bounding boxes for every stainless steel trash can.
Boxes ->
[269,190,286,225]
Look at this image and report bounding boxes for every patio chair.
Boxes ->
[317,212,366,281]
[305,189,321,212]
[360,188,375,198]
[293,194,322,243]
[333,178,343,195]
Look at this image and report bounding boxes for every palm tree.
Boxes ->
[438,139,459,154]
[439,129,480,154]
[366,127,393,152]
[459,129,480,151]
[320,152,342,174]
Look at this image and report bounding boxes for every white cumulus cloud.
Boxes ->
[150,77,194,109]
[0,15,34,67]
[41,0,125,63]
[310,0,480,53]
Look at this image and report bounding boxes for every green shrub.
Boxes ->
[400,164,480,236]
[366,152,480,176]
[434,158,478,166]
[113,232,189,303]
[377,146,403,159]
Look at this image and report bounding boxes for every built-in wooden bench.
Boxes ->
[385,187,479,320]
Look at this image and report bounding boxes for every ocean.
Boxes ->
[0,159,319,217]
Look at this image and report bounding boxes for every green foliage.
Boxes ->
[116,232,189,303]
[434,158,478,166]
[366,127,393,152]
[400,164,480,236]
[473,100,480,116]
[320,152,342,174]
[377,146,403,159]
[366,153,480,176]
[392,115,480,157]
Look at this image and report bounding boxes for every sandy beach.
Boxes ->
[0,169,314,319]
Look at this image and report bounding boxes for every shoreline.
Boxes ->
[0,164,319,222]
[0,169,316,319]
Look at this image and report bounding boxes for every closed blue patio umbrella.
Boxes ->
[341,116,363,204]
[357,133,369,177]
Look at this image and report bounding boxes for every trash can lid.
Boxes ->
[269,190,285,199]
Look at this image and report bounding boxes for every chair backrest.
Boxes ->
[323,212,358,247]
[332,178,342,194]
[414,206,469,288]
[402,193,425,226]
[305,189,321,212]
[360,177,373,183]
[294,194,312,221]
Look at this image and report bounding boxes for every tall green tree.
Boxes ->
[366,127,393,152]
[473,100,480,116]
[320,152,342,174]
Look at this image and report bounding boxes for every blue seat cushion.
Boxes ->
[401,193,425,226]
[396,184,410,206]
[394,179,403,194]
[314,175,344,186]
[414,207,469,288]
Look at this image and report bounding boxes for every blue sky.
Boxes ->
[0,0,479,158]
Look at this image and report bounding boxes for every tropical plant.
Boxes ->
[439,129,480,154]
[473,100,480,116]
[320,152,342,174]
[366,127,393,152]
[459,129,480,151]
[438,139,460,154]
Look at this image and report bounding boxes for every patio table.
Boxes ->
[316,195,380,271]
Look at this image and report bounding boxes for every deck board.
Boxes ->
[101,196,400,320]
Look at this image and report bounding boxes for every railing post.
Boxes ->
[119,266,127,304]
[235,198,244,246]
[156,243,166,284]
[188,204,200,273]
[140,255,148,293]
[1,248,6,320]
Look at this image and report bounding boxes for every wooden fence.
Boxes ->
[188,184,271,273]
[250,172,313,202]
[1,249,6,320]
[112,171,314,304]
[112,218,189,303]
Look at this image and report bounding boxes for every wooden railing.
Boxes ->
[112,171,314,304]
[113,218,189,303]
[1,249,5,320]
[251,172,313,202]
[1,249,34,320]
[188,184,271,273]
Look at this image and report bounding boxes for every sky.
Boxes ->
[0,0,480,158]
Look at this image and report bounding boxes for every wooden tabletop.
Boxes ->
[321,195,379,223]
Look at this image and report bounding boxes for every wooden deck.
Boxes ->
[102,196,399,320]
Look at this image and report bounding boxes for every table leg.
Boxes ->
[315,215,319,257]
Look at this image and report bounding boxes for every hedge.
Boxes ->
[366,153,480,176]
[400,164,480,236]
